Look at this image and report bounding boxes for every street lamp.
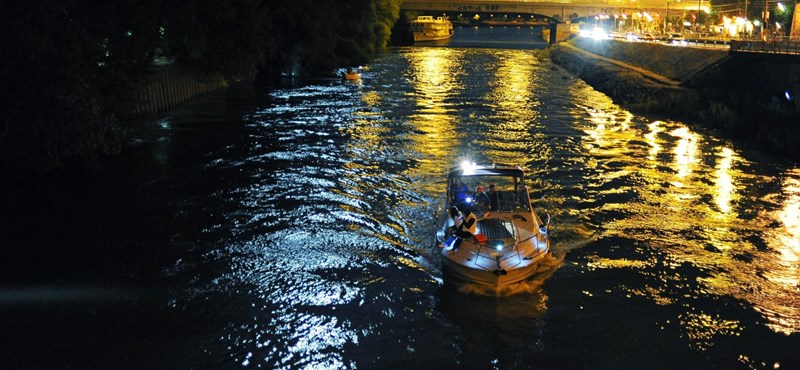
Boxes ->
[745,0,749,20]
[697,0,702,32]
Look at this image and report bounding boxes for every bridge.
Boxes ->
[401,0,708,22]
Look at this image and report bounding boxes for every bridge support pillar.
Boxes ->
[549,23,573,44]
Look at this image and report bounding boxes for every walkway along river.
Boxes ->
[1,29,799,369]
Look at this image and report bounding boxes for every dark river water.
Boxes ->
[2,28,799,369]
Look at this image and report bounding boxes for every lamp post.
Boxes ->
[764,0,770,36]
[698,0,702,32]
[745,0,749,19]
[790,1,798,39]
[664,0,670,34]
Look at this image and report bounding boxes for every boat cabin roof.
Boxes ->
[447,163,524,179]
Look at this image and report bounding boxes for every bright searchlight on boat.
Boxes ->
[496,243,503,251]
[466,197,473,203]
[461,160,477,175]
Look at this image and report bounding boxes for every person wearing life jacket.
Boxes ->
[439,206,463,248]
[452,207,477,250]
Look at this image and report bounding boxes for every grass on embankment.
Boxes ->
[566,37,729,83]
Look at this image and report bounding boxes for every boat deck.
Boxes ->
[476,219,513,240]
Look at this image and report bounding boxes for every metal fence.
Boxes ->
[130,65,227,115]
[729,37,800,55]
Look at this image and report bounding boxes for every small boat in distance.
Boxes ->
[410,15,454,42]
[436,162,551,288]
[342,68,361,82]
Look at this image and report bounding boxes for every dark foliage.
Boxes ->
[262,0,400,79]
[1,0,401,175]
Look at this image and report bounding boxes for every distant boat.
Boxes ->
[342,69,361,82]
[410,15,454,42]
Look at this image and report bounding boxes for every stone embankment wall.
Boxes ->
[564,38,729,83]
[549,38,800,161]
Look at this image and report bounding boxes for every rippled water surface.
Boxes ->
[2,38,800,369]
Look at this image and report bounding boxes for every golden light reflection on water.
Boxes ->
[670,127,699,188]
[586,256,650,270]
[644,120,663,161]
[679,311,743,351]
[567,81,800,339]
[714,147,735,216]
[571,88,635,157]
[485,50,542,165]
[758,170,800,334]
[405,48,463,191]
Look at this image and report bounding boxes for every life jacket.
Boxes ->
[459,212,477,235]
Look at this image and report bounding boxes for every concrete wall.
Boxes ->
[568,37,729,83]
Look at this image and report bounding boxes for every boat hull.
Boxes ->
[441,245,549,288]
[412,33,453,42]
[343,73,360,82]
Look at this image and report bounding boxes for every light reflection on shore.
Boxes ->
[759,170,800,334]
[573,102,800,341]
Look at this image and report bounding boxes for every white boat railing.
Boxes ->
[471,230,540,268]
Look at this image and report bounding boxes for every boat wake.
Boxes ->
[550,222,596,256]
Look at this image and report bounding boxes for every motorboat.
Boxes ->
[435,162,551,288]
[410,15,454,42]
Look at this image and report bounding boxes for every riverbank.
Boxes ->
[549,37,800,161]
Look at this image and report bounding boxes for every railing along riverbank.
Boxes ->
[627,34,800,54]
[730,37,800,55]
[130,65,228,115]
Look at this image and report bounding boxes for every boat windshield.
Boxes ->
[448,173,530,212]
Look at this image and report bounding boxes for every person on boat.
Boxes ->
[487,184,500,211]
[439,206,462,248]
[445,206,462,235]
[471,185,490,210]
[452,207,477,251]
[450,178,469,205]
